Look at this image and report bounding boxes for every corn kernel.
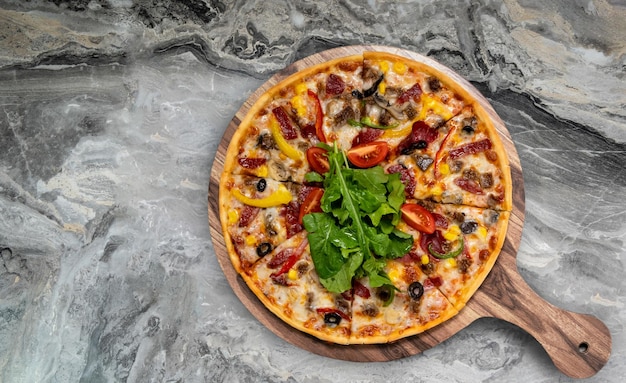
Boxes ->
[295,83,308,94]
[418,94,454,121]
[388,265,400,283]
[287,268,298,280]
[378,81,386,95]
[245,235,256,246]
[421,254,430,265]
[291,94,307,117]
[429,99,453,120]
[279,152,287,160]
[228,210,239,225]
[446,258,457,268]
[256,164,269,178]
[443,225,461,241]
[431,184,443,196]
[393,61,407,75]
[380,61,389,73]
[438,163,450,175]
[477,226,488,240]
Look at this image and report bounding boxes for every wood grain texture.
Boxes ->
[207,45,611,377]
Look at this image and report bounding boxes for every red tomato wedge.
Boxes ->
[400,203,436,234]
[306,147,330,174]
[298,188,324,224]
[346,141,389,168]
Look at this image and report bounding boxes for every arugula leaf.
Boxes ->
[352,166,388,195]
[302,144,414,297]
[362,256,392,288]
[305,171,324,183]
[319,248,363,293]
[303,213,345,279]
[386,172,406,212]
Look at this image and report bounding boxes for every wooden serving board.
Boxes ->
[207,45,611,378]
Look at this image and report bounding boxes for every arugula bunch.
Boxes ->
[303,144,413,295]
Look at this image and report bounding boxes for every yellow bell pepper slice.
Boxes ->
[381,122,412,140]
[417,94,454,121]
[269,116,304,161]
[232,184,293,208]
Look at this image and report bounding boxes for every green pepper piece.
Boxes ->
[348,117,398,130]
[428,237,464,259]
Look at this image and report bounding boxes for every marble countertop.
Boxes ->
[1,1,625,381]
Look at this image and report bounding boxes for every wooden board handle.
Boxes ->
[469,251,612,379]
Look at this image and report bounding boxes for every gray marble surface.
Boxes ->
[1,0,624,381]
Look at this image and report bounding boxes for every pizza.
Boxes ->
[218,51,511,345]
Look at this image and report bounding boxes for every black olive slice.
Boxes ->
[323,312,342,326]
[351,89,364,99]
[408,281,424,300]
[460,221,478,234]
[363,75,384,98]
[400,140,428,155]
[256,242,272,257]
[256,178,267,192]
[462,126,473,134]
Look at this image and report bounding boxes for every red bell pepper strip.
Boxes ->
[269,238,309,278]
[307,90,326,143]
[433,125,457,179]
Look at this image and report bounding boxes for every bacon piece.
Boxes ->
[448,138,493,159]
[269,238,309,282]
[420,229,446,255]
[272,106,298,140]
[454,177,484,195]
[238,205,260,227]
[238,157,266,169]
[432,212,448,229]
[300,123,316,139]
[397,82,422,104]
[352,280,371,299]
[397,121,439,155]
[423,275,443,290]
[268,248,294,269]
[326,74,346,96]
[351,127,383,147]
[282,201,303,238]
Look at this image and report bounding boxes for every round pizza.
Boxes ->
[218,51,512,345]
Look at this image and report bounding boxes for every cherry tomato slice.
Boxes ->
[306,147,330,174]
[346,141,389,168]
[298,187,324,224]
[400,203,436,234]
